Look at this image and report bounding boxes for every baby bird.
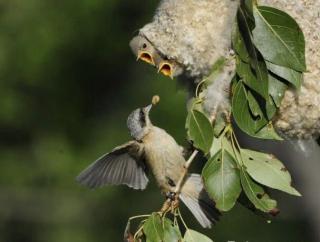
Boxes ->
[76,104,219,228]
[130,0,239,80]
[130,35,183,79]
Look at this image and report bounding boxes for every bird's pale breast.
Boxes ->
[142,126,185,192]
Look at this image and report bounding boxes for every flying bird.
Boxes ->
[76,103,220,228]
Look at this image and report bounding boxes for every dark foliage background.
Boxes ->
[0,1,316,241]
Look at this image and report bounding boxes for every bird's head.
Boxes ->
[130,35,160,66]
[127,104,153,141]
[130,35,183,79]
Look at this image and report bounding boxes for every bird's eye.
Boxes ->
[167,178,176,187]
[139,109,146,126]
[142,43,147,49]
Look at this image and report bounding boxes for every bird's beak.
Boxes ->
[158,61,173,79]
[144,104,152,113]
[137,51,155,66]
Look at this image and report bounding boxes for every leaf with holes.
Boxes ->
[143,213,164,242]
[253,6,306,72]
[184,229,213,242]
[241,149,301,196]
[186,109,214,154]
[240,169,278,213]
[202,150,242,211]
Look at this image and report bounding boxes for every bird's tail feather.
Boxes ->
[179,174,220,228]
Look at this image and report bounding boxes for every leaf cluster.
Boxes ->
[124,213,213,242]
[185,103,300,214]
[232,0,306,138]
[183,6,304,224]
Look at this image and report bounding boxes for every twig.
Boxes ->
[174,150,199,194]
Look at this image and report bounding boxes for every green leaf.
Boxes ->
[241,149,301,196]
[240,169,278,212]
[254,123,282,140]
[202,150,242,211]
[239,0,255,30]
[246,91,267,129]
[237,7,269,99]
[232,22,250,62]
[163,218,181,242]
[267,61,303,89]
[253,6,306,72]
[210,134,234,158]
[213,113,226,137]
[143,213,164,242]
[268,74,287,107]
[236,58,268,99]
[184,229,213,242]
[232,81,282,140]
[186,98,204,136]
[243,0,254,17]
[266,96,277,120]
[237,192,272,218]
[186,109,214,154]
[232,82,265,134]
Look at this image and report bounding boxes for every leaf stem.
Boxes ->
[177,208,189,231]
[133,223,145,240]
[230,130,245,166]
[128,214,151,221]
[195,78,208,97]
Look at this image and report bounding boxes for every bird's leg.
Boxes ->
[159,191,180,215]
[166,191,176,201]
[159,198,171,214]
[170,194,180,211]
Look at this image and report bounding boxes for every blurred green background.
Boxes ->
[0,1,316,241]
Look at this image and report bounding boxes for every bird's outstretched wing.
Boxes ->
[76,141,148,190]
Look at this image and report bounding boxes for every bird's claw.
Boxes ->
[165,191,177,201]
[160,192,179,215]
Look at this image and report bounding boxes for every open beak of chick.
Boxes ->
[158,60,183,79]
[130,35,183,79]
[137,51,155,66]
[130,35,160,67]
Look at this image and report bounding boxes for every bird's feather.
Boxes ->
[76,141,149,190]
[179,174,220,228]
